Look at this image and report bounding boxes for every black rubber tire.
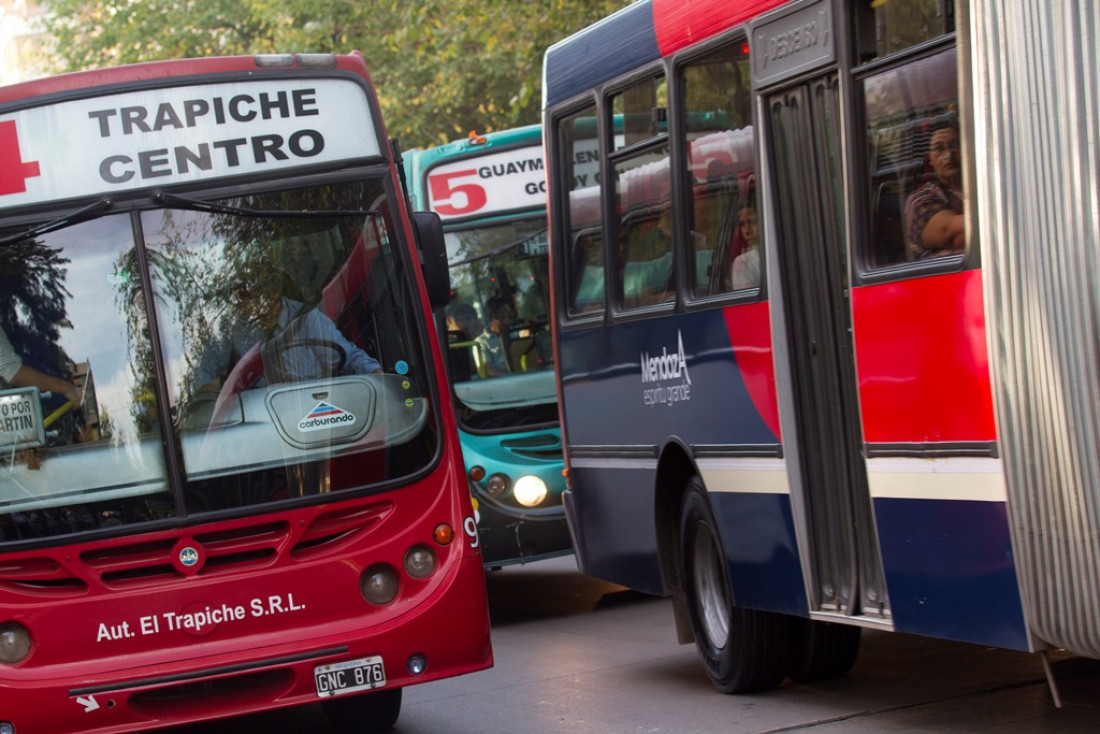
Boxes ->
[788,616,861,682]
[322,687,402,733]
[680,478,791,693]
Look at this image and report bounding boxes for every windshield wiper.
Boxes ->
[152,190,381,219]
[0,197,114,248]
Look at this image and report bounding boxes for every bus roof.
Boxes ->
[542,0,785,108]
[0,53,372,105]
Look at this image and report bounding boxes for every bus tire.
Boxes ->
[322,687,402,733]
[679,479,790,693]
[788,617,861,682]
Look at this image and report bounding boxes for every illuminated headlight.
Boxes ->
[360,564,399,606]
[404,545,437,579]
[486,473,510,497]
[0,719,14,734]
[513,475,548,507]
[0,622,31,664]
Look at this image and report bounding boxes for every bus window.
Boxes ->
[0,217,176,539]
[146,180,437,509]
[612,74,667,150]
[855,0,957,63]
[560,102,605,316]
[615,145,674,308]
[862,47,966,268]
[680,41,757,297]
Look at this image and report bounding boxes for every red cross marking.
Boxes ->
[0,120,42,196]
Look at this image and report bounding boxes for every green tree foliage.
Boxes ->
[37,0,630,148]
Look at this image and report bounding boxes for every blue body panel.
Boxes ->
[876,497,1028,650]
[559,311,776,448]
[711,491,807,615]
[568,464,666,595]
[543,0,660,108]
[561,309,800,611]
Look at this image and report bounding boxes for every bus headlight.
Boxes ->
[513,475,548,507]
[0,622,31,664]
[486,473,510,497]
[360,564,399,606]
[404,545,437,579]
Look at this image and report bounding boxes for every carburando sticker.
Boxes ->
[298,401,356,432]
[641,330,692,408]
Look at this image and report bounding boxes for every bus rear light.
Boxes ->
[404,545,436,579]
[0,622,30,664]
[486,473,509,497]
[360,564,400,606]
[433,523,455,545]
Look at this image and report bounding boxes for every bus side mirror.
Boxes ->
[413,211,451,308]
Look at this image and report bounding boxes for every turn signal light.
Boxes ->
[433,523,455,545]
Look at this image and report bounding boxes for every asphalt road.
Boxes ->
[171,555,1100,733]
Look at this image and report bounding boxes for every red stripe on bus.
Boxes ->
[853,269,997,443]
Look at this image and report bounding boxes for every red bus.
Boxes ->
[0,53,491,732]
[543,0,1100,696]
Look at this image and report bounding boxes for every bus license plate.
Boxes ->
[314,656,386,698]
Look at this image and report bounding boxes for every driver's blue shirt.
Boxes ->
[196,298,380,389]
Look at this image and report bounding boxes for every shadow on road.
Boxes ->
[483,556,656,626]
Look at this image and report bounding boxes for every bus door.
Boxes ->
[763,73,889,621]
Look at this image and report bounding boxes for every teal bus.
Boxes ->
[407,125,573,566]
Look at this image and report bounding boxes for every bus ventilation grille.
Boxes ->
[0,555,88,597]
[500,434,563,460]
[0,504,395,595]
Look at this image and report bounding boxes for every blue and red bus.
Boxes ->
[407,126,573,567]
[0,52,491,732]
[543,0,1100,694]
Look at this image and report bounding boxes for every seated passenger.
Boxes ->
[904,117,965,260]
[0,326,81,404]
[730,195,761,290]
[475,297,512,377]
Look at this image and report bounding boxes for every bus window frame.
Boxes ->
[669,30,767,312]
[849,32,979,286]
[551,95,608,331]
[602,64,681,323]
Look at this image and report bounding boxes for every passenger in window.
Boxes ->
[730,187,761,290]
[0,326,81,405]
[621,205,674,306]
[905,116,965,260]
[474,296,512,377]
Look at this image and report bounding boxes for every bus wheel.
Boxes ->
[322,688,401,733]
[788,617,861,682]
[680,479,790,693]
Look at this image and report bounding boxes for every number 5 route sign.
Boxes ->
[426,144,545,220]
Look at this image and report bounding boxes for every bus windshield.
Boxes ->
[0,177,437,542]
[443,218,557,432]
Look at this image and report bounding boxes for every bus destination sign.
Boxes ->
[0,78,381,209]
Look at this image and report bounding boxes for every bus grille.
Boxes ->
[0,502,393,596]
